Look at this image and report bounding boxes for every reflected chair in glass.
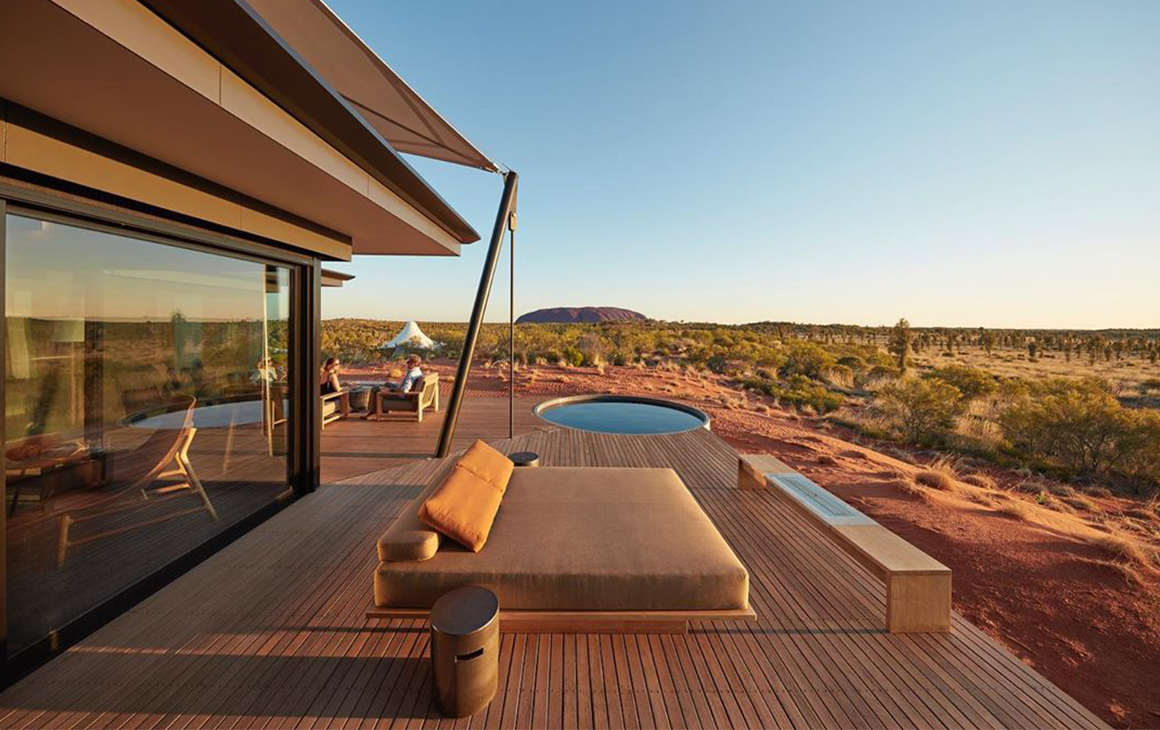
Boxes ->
[321,388,350,429]
[55,395,219,567]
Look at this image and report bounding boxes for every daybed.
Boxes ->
[369,447,752,633]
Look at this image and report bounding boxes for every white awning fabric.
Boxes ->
[382,321,438,350]
[246,0,498,172]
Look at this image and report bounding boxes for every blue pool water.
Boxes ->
[536,398,708,435]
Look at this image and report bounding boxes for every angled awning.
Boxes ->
[245,0,498,172]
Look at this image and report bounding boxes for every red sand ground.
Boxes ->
[351,360,1160,728]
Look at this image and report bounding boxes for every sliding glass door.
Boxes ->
[3,212,296,656]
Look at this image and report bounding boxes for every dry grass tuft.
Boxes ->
[1125,507,1159,524]
[961,473,996,490]
[927,454,961,477]
[1087,533,1158,568]
[1062,495,1101,513]
[886,477,925,498]
[998,500,1035,521]
[915,470,958,492]
[837,449,870,460]
[817,454,838,466]
[1086,485,1114,498]
[753,403,772,414]
[1046,483,1078,498]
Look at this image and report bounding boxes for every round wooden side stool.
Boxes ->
[509,451,540,467]
[430,586,499,718]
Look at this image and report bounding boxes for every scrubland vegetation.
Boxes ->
[323,317,1160,500]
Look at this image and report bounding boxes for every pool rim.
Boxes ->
[532,394,711,435]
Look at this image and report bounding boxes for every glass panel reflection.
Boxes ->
[4,214,293,654]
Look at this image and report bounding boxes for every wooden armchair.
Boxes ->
[371,373,440,422]
[321,388,350,429]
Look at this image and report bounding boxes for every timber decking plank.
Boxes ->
[0,425,1105,729]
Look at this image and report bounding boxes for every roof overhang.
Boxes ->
[0,0,483,258]
[320,268,355,287]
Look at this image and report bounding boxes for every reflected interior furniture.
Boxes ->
[263,383,289,454]
[369,373,439,422]
[56,396,219,567]
[430,586,500,718]
[321,388,350,429]
[739,454,952,633]
[370,466,754,633]
[6,438,109,515]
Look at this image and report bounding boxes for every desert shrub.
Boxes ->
[999,378,1160,487]
[779,343,836,380]
[876,377,965,444]
[576,333,605,366]
[837,355,867,371]
[825,364,856,389]
[923,365,997,401]
[561,346,584,367]
[706,353,729,374]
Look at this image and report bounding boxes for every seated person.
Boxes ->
[320,356,343,395]
[252,356,280,384]
[384,354,423,393]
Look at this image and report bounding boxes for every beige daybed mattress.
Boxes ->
[374,467,749,611]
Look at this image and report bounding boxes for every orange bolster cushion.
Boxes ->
[418,441,514,552]
[455,439,515,493]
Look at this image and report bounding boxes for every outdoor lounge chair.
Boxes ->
[369,462,754,633]
[370,372,439,422]
[55,396,218,567]
[321,388,350,429]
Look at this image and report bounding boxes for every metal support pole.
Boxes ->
[509,214,516,439]
[436,171,519,458]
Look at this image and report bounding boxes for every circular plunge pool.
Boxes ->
[533,395,710,435]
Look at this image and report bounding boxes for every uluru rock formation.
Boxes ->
[516,307,648,324]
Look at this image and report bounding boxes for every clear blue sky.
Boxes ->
[321,0,1160,329]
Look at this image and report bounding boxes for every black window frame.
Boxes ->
[0,187,323,684]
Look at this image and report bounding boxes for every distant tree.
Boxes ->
[980,331,996,357]
[1027,340,1038,361]
[888,318,911,373]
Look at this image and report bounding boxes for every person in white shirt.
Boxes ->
[388,354,424,392]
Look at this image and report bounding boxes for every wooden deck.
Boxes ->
[0,426,1106,729]
[320,394,545,483]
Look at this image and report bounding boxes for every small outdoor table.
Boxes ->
[429,586,499,718]
[509,451,540,468]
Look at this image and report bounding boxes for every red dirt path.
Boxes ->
[351,360,1160,728]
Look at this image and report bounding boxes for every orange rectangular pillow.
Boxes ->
[417,467,503,552]
[455,439,514,493]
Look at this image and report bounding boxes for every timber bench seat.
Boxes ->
[739,454,952,633]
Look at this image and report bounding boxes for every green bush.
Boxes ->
[779,343,835,380]
[562,347,584,367]
[877,377,965,444]
[924,365,996,401]
[999,378,1159,486]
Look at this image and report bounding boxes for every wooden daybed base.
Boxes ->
[366,606,756,634]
